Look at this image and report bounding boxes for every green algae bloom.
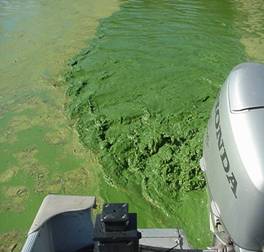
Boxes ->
[0,0,119,250]
[66,0,246,247]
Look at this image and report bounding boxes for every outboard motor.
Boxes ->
[200,63,264,252]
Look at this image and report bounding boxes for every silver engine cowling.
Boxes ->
[201,63,264,252]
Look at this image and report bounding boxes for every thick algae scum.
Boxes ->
[66,0,247,247]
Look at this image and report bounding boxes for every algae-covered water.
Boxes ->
[0,0,119,250]
[1,0,264,251]
[66,0,264,248]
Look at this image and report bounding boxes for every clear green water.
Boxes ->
[1,0,264,250]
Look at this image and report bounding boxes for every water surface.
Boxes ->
[0,0,119,250]
[1,0,264,250]
[66,0,250,247]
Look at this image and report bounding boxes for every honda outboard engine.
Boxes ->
[201,63,264,252]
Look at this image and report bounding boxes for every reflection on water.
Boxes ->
[234,0,264,62]
[0,0,119,95]
[0,0,37,17]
